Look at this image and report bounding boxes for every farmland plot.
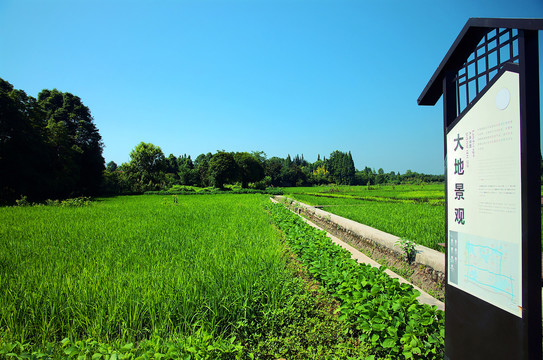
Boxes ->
[266,201,445,359]
[284,184,445,205]
[2,194,389,359]
[0,195,291,357]
[0,193,447,359]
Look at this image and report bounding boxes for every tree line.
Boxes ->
[1,78,444,203]
[102,144,444,195]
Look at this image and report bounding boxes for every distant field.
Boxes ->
[288,193,445,252]
[284,184,445,251]
[283,184,445,205]
[284,184,543,251]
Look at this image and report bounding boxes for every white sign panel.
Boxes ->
[447,70,522,317]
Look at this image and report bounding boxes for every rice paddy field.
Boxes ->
[0,195,292,357]
[283,184,445,205]
[0,193,446,359]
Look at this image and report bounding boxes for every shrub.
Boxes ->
[15,196,30,207]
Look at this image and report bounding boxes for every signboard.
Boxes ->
[446,70,522,317]
[419,18,542,360]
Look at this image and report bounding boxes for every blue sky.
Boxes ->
[1,0,542,174]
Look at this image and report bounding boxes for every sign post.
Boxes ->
[418,18,542,360]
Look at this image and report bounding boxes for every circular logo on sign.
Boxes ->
[495,88,510,110]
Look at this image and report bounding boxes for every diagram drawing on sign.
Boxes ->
[450,229,521,315]
[465,243,514,301]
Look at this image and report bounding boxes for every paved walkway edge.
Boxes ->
[270,197,445,311]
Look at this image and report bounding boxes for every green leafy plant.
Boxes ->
[60,197,92,207]
[42,197,92,207]
[396,238,417,264]
[45,199,60,206]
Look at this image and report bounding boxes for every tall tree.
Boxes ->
[209,151,238,188]
[251,150,267,164]
[166,154,178,174]
[265,157,284,186]
[0,79,48,202]
[38,89,104,197]
[177,154,197,186]
[327,150,355,185]
[280,163,306,187]
[124,142,167,192]
[347,151,356,184]
[0,80,105,202]
[194,153,213,187]
[311,163,330,185]
[234,152,265,188]
[106,161,118,172]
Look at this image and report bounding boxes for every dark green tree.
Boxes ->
[234,152,265,188]
[0,79,48,202]
[347,151,356,182]
[166,154,178,174]
[38,89,104,197]
[124,142,167,192]
[106,161,118,172]
[281,163,307,186]
[327,150,355,185]
[265,157,284,186]
[285,154,292,167]
[101,166,124,195]
[1,79,105,202]
[164,154,180,187]
[177,154,198,186]
[194,153,213,187]
[251,150,267,164]
[209,151,238,188]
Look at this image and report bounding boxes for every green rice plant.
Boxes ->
[0,195,290,355]
[287,184,543,249]
[289,194,364,206]
[322,200,444,252]
[283,184,445,200]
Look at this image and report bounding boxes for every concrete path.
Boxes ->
[275,196,445,274]
[271,197,445,311]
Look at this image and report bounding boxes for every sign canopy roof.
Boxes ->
[417,18,543,106]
